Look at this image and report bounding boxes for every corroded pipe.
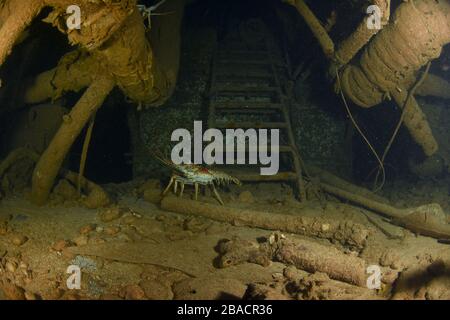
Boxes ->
[285,0,450,157]
[31,75,115,205]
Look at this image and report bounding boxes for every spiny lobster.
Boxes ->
[153,154,241,205]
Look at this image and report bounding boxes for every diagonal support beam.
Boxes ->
[283,0,334,58]
[31,75,115,205]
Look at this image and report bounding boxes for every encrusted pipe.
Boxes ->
[31,76,115,205]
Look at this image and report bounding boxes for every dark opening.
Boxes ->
[69,91,133,184]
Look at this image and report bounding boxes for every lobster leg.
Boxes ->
[174,180,178,194]
[194,183,199,201]
[162,176,174,196]
[179,182,185,197]
[210,183,224,206]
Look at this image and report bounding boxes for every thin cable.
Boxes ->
[78,113,96,195]
[335,67,386,191]
[373,62,431,191]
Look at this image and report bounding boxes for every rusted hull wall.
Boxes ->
[291,101,351,178]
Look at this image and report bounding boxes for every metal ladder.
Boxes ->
[208,31,306,201]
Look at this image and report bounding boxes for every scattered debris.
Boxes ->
[161,196,370,250]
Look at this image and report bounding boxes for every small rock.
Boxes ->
[238,190,255,203]
[131,212,142,219]
[61,249,76,260]
[53,179,78,201]
[52,239,71,251]
[24,291,39,300]
[20,268,31,278]
[139,279,173,300]
[41,288,64,300]
[121,285,146,300]
[11,234,28,246]
[73,234,89,247]
[155,214,167,222]
[379,250,400,268]
[5,260,17,273]
[82,187,111,209]
[104,226,121,236]
[1,282,25,300]
[121,215,137,225]
[283,266,300,281]
[88,236,106,245]
[390,259,403,270]
[143,189,162,204]
[99,207,122,222]
[272,272,284,281]
[0,222,8,235]
[79,224,96,235]
[382,269,399,285]
[95,226,104,233]
[139,179,161,192]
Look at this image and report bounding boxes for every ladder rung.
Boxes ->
[213,85,279,92]
[216,75,274,82]
[217,55,268,63]
[210,38,304,200]
[216,108,277,114]
[215,69,273,77]
[212,101,283,110]
[213,91,278,99]
[216,59,271,66]
[218,50,268,56]
[219,44,267,51]
[217,59,285,68]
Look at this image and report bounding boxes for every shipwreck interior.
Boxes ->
[0,0,449,301]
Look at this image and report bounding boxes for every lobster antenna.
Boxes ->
[145,146,174,167]
[150,0,167,12]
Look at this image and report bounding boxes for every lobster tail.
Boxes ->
[232,177,242,186]
[210,170,241,186]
